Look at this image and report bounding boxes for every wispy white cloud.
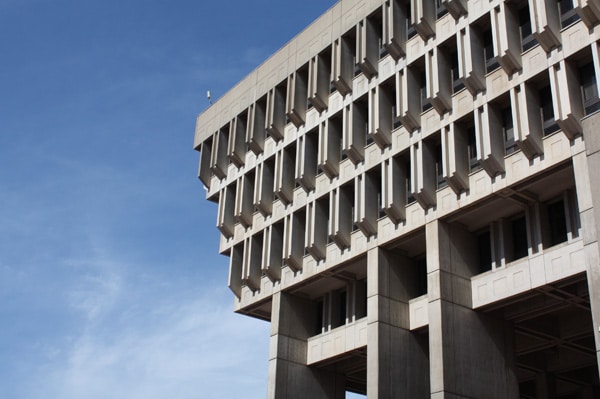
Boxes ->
[24,253,269,399]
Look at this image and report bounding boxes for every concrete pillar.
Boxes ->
[574,112,600,374]
[366,247,430,398]
[268,292,345,399]
[426,220,519,399]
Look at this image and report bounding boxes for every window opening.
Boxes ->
[580,62,600,115]
[477,230,492,273]
[483,28,500,73]
[421,71,432,112]
[467,126,481,171]
[502,106,516,155]
[511,215,528,260]
[435,142,447,189]
[558,0,580,28]
[539,85,559,136]
[519,5,537,52]
[548,200,568,246]
[451,50,464,93]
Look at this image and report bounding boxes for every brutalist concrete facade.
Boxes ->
[194,0,600,397]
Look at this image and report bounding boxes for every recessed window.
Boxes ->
[539,85,559,136]
[405,158,415,204]
[580,62,600,115]
[435,142,447,189]
[415,257,427,296]
[558,0,580,28]
[483,28,500,73]
[477,230,492,273]
[511,215,528,260]
[547,200,568,246]
[451,50,465,93]
[421,71,432,112]
[467,126,481,172]
[519,5,537,52]
[502,106,516,155]
[406,3,416,39]
[436,0,448,18]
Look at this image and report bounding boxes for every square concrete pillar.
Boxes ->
[268,292,346,399]
[426,220,519,398]
[576,113,600,374]
[366,248,430,398]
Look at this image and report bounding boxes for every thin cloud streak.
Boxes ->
[23,253,269,399]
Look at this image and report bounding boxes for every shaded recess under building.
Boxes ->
[193,0,600,397]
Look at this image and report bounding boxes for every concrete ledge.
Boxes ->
[307,317,368,365]
[471,239,586,308]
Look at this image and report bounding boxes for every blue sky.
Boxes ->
[0,1,339,398]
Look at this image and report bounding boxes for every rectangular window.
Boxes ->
[548,200,568,246]
[558,0,580,28]
[435,143,447,188]
[502,106,516,155]
[392,104,402,129]
[406,159,415,204]
[483,29,500,73]
[451,50,465,93]
[406,3,416,39]
[511,215,528,260]
[477,230,492,273]
[436,0,448,18]
[421,71,432,112]
[467,126,481,171]
[415,257,427,297]
[539,85,559,136]
[339,290,347,326]
[580,62,600,115]
[519,5,537,52]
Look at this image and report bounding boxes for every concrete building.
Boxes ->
[193,0,600,397]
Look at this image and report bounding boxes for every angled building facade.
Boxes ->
[194,0,600,397]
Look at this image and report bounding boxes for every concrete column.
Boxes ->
[366,247,430,398]
[574,112,600,373]
[268,291,345,399]
[426,220,519,399]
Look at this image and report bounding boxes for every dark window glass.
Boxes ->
[548,200,568,246]
[519,6,537,52]
[415,258,427,296]
[392,104,402,129]
[478,231,492,273]
[421,71,432,112]
[467,127,481,171]
[558,0,580,28]
[435,143,446,188]
[539,85,559,136]
[581,62,600,115]
[512,216,528,260]
[315,299,324,335]
[502,106,516,155]
[436,0,448,18]
[483,29,500,73]
[406,160,415,204]
[451,50,465,93]
[339,290,347,325]
[407,3,416,39]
